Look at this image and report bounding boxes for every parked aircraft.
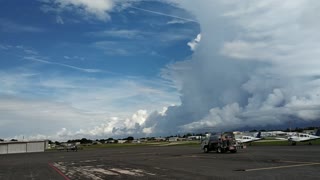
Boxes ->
[288,129,320,145]
[56,144,78,152]
[236,132,262,144]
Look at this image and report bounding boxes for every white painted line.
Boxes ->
[89,168,119,176]
[280,160,320,164]
[245,163,320,172]
[110,168,143,176]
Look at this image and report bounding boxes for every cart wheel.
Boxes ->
[203,146,209,153]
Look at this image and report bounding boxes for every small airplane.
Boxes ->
[56,144,78,152]
[236,132,262,144]
[288,129,320,145]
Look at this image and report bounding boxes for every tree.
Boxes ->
[294,127,303,132]
[55,141,61,145]
[98,139,106,143]
[126,136,134,141]
[10,139,17,141]
[147,137,155,141]
[80,138,92,144]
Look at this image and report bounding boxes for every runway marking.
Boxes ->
[51,161,157,179]
[162,154,217,160]
[243,162,320,172]
[48,163,70,180]
[280,160,320,164]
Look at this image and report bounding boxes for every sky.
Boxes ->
[1,0,320,141]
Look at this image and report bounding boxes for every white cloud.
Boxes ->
[5,109,153,141]
[167,19,188,25]
[0,44,12,50]
[137,0,320,135]
[124,110,148,129]
[187,33,201,51]
[142,127,153,135]
[1,44,39,55]
[218,1,320,77]
[88,29,140,39]
[57,0,114,20]
[0,18,45,33]
[63,55,85,61]
[0,97,102,138]
[56,15,64,24]
[0,69,179,139]
[93,41,135,55]
[42,0,115,21]
[182,103,243,132]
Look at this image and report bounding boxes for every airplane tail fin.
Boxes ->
[256,131,261,138]
[315,129,320,136]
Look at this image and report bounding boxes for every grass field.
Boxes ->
[77,141,200,150]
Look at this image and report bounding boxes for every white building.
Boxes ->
[117,140,127,144]
[0,141,48,154]
[168,137,178,142]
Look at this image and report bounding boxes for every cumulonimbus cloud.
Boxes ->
[140,0,320,135]
[46,0,320,137]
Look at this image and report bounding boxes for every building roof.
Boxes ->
[0,140,47,145]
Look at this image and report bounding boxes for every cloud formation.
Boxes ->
[0,68,178,140]
[0,18,45,33]
[187,33,201,51]
[139,0,320,134]
[41,0,115,21]
[88,29,141,39]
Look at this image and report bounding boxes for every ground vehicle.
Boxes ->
[67,145,78,152]
[201,132,244,153]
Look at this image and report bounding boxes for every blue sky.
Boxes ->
[1,0,320,140]
[0,0,200,139]
[1,0,198,76]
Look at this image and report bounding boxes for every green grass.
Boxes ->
[167,141,200,147]
[80,143,150,149]
[79,141,201,149]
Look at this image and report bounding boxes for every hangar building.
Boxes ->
[0,141,48,154]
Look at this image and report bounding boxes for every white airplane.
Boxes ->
[274,132,297,140]
[288,129,320,145]
[236,132,262,144]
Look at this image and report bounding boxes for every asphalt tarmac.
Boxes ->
[0,145,320,180]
